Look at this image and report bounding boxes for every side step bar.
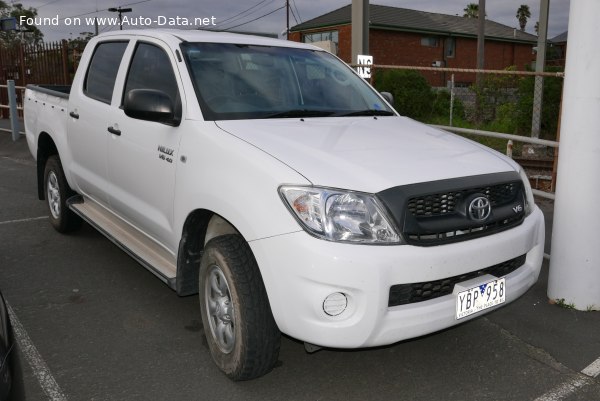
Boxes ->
[68,196,177,290]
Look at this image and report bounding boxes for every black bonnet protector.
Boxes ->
[376,171,526,246]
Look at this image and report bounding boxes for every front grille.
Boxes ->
[407,182,519,217]
[405,215,524,245]
[376,172,527,247]
[388,254,526,307]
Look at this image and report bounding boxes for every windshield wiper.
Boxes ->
[335,110,395,117]
[264,109,336,119]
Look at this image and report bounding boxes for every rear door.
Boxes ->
[67,40,129,207]
[105,39,183,252]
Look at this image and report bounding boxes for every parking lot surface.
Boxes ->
[1,129,599,401]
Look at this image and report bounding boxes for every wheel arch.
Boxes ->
[175,209,241,296]
[36,132,58,200]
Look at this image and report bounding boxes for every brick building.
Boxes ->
[289,4,537,86]
[548,31,567,67]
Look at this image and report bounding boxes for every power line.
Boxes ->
[291,0,302,23]
[36,0,64,9]
[121,0,152,8]
[216,0,276,30]
[222,4,285,31]
[218,0,271,25]
[60,0,152,22]
[289,5,299,25]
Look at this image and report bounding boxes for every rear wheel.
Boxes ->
[199,235,280,380]
[44,155,82,233]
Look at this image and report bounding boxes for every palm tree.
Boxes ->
[516,4,531,31]
[463,3,479,18]
[534,21,539,35]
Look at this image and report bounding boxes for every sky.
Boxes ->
[17,0,570,42]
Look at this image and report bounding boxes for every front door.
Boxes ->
[105,40,183,252]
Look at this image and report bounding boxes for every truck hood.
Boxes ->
[215,117,516,193]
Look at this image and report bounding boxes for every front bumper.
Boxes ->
[250,206,545,348]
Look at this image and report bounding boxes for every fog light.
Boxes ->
[323,292,347,316]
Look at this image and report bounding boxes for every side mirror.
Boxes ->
[124,89,179,126]
[380,91,394,105]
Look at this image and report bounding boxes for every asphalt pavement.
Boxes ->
[0,124,599,401]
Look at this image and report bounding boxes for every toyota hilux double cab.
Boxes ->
[24,29,545,380]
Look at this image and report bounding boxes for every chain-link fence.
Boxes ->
[368,65,564,195]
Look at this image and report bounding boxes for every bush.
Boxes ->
[515,67,563,140]
[373,69,434,120]
[431,89,465,122]
[470,67,520,124]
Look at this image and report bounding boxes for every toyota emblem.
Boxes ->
[468,196,491,221]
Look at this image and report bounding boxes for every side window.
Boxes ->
[84,41,128,104]
[123,43,179,107]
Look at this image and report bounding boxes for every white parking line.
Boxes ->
[581,357,600,378]
[534,356,600,401]
[6,304,68,401]
[0,216,47,225]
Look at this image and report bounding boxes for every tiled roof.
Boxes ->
[291,4,537,44]
[550,31,568,43]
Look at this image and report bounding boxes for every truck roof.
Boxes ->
[96,29,321,51]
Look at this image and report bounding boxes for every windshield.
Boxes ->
[180,42,395,120]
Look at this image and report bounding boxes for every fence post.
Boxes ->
[506,139,513,158]
[7,80,20,142]
[449,73,455,126]
[61,40,70,84]
[18,44,26,86]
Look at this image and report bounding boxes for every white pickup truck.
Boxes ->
[25,29,545,380]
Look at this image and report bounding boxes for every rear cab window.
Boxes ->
[84,41,128,104]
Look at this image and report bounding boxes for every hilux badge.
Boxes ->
[468,196,491,221]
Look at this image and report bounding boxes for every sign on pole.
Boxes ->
[356,54,373,79]
[0,17,17,31]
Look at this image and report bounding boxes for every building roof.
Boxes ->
[550,31,568,43]
[291,4,538,44]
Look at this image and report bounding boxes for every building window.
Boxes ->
[445,37,456,58]
[421,36,439,47]
[303,30,339,47]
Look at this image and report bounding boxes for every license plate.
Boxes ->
[456,278,505,320]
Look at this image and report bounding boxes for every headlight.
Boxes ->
[279,186,402,244]
[519,168,535,216]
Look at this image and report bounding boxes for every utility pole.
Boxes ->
[286,0,289,39]
[108,6,132,30]
[548,0,600,311]
[531,0,549,138]
[351,0,369,65]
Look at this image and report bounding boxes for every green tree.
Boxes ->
[68,31,94,49]
[471,66,520,124]
[373,69,435,120]
[515,67,563,139]
[463,3,480,18]
[0,2,44,46]
[516,4,531,31]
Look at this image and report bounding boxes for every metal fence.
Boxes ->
[367,64,563,199]
[0,81,25,141]
[0,40,84,118]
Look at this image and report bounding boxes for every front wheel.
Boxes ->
[44,155,82,233]
[199,235,280,380]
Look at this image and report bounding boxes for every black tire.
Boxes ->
[199,234,281,380]
[43,155,82,233]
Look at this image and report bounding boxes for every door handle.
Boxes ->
[107,126,121,136]
[69,111,79,119]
